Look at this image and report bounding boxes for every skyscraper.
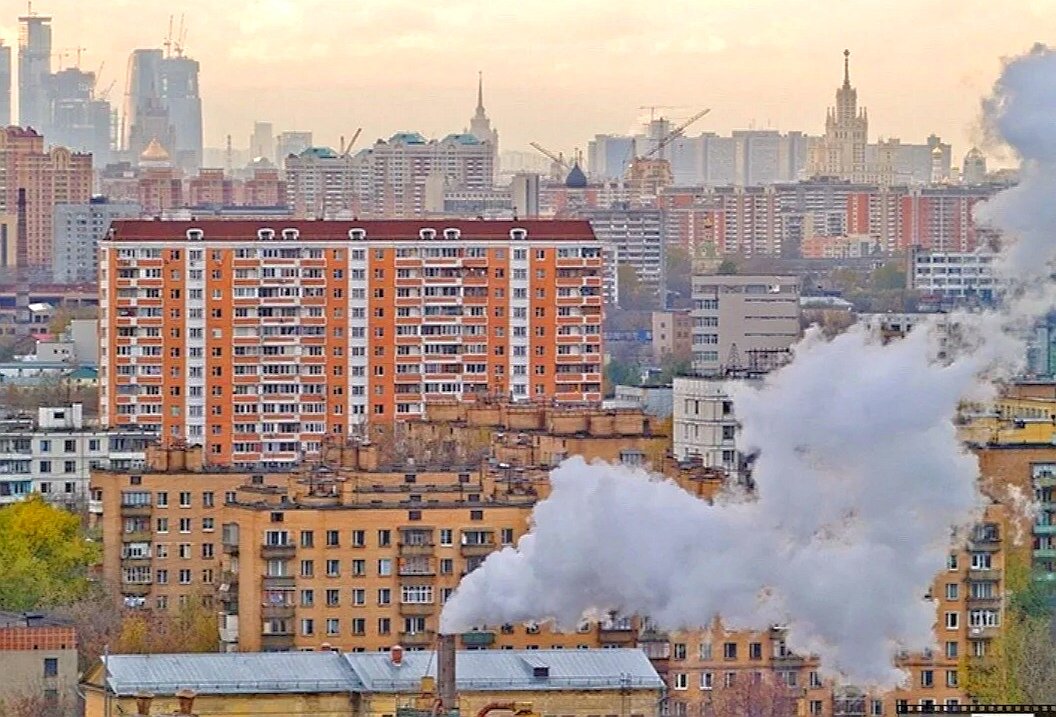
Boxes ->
[467,72,498,180]
[807,50,872,183]
[123,48,202,172]
[0,42,11,127]
[249,121,275,163]
[46,67,113,162]
[17,11,52,130]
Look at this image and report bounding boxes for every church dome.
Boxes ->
[565,162,587,188]
[140,138,171,163]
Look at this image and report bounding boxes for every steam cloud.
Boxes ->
[441,46,1056,685]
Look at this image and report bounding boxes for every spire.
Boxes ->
[476,70,485,115]
[843,49,851,88]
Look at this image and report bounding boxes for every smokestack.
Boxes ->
[134,691,154,716]
[175,688,196,715]
[437,633,457,712]
[15,187,26,271]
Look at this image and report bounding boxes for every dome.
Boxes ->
[965,147,983,160]
[931,145,944,157]
[139,137,171,163]
[565,162,587,188]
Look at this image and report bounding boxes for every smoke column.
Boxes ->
[441,46,1056,686]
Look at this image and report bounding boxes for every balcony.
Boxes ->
[223,540,239,555]
[1034,548,1056,560]
[261,543,296,559]
[968,568,1001,581]
[398,602,436,617]
[120,556,152,568]
[460,542,495,558]
[121,530,152,543]
[599,625,637,646]
[262,575,295,590]
[261,604,295,620]
[120,503,152,517]
[461,631,496,647]
[1035,523,1056,535]
[260,634,295,650]
[121,583,152,597]
[967,596,1002,610]
[399,630,436,647]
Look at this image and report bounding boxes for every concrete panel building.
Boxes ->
[53,199,141,283]
[690,274,801,375]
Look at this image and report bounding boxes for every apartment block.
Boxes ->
[672,376,756,483]
[99,220,604,468]
[585,208,664,306]
[907,246,997,303]
[284,147,362,218]
[0,126,93,267]
[0,611,78,709]
[0,403,152,506]
[92,405,669,646]
[52,198,141,283]
[690,274,801,376]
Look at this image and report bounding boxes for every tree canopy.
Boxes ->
[0,495,98,611]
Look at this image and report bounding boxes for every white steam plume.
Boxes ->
[441,46,1056,686]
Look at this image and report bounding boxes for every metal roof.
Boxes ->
[342,648,664,693]
[103,653,361,696]
[99,648,663,696]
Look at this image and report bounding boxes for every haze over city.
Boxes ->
[1,0,1053,158]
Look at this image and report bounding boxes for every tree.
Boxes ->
[869,261,906,291]
[617,264,653,310]
[115,595,219,654]
[696,671,799,717]
[716,258,739,275]
[665,246,692,302]
[604,359,640,395]
[0,683,78,717]
[0,495,98,611]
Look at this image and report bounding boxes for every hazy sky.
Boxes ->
[2,0,1055,163]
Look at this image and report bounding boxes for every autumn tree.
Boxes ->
[0,683,78,717]
[0,495,98,611]
[617,264,654,310]
[116,593,219,654]
[716,258,739,275]
[665,245,693,302]
[698,671,799,717]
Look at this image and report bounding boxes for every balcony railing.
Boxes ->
[261,543,296,559]
[399,542,435,556]
[461,631,495,647]
[398,602,436,616]
[399,630,436,647]
[460,542,495,557]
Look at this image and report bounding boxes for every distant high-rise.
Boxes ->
[123,48,202,172]
[807,50,873,183]
[962,147,987,185]
[18,11,52,130]
[276,130,312,162]
[467,72,498,168]
[0,42,11,126]
[249,121,275,163]
[158,55,202,170]
[47,67,112,162]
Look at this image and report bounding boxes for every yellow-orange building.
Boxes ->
[99,219,604,469]
[82,645,665,717]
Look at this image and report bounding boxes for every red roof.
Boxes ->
[108,219,596,242]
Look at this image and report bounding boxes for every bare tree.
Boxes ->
[698,672,799,717]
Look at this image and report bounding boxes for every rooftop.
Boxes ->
[106,219,597,242]
[95,648,663,697]
[0,611,74,629]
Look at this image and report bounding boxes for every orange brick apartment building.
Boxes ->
[99,220,604,468]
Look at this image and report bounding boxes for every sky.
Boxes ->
[1,0,1055,163]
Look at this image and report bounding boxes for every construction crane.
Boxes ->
[641,107,711,160]
[96,79,116,102]
[638,105,688,122]
[340,128,362,157]
[174,15,188,57]
[529,141,572,181]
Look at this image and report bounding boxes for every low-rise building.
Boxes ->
[0,403,153,505]
[907,246,997,303]
[651,310,692,362]
[82,647,664,717]
[0,611,78,709]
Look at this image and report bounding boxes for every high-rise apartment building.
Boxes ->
[99,219,604,466]
[0,41,11,127]
[17,11,51,130]
[284,147,361,218]
[691,274,800,375]
[0,126,93,268]
[276,131,313,162]
[53,198,141,283]
[584,208,664,306]
[250,121,275,163]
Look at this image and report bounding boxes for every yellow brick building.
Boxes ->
[82,648,664,717]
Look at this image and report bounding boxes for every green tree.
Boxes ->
[665,246,692,302]
[716,258,739,275]
[0,495,98,610]
[604,359,641,395]
[869,261,906,291]
[617,264,652,310]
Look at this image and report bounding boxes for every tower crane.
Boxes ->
[340,128,362,157]
[529,141,571,180]
[641,108,711,160]
[638,105,688,122]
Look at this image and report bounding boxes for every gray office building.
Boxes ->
[53,199,141,283]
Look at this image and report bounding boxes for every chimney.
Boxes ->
[15,188,27,272]
[437,633,457,712]
[390,643,404,666]
[175,688,196,715]
[134,691,154,716]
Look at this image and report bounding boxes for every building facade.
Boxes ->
[0,126,93,268]
[586,209,664,306]
[690,274,801,376]
[672,376,755,482]
[0,611,78,710]
[53,198,141,283]
[99,220,604,467]
[0,403,152,505]
[907,247,997,303]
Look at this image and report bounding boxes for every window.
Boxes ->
[179,491,191,507]
[351,530,365,547]
[699,641,712,660]
[945,641,958,659]
[810,671,822,688]
[947,554,958,570]
[378,558,392,576]
[301,618,315,636]
[378,529,391,547]
[300,531,314,548]
[970,552,992,570]
[43,657,58,677]
[300,560,314,578]
[326,618,340,636]
[179,518,191,533]
[326,530,340,547]
[378,617,391,635]
[946,670,958,688]
[351,618,366,635]
[673,673,688,690]
[440,529,453,546]
[673,643,687,660]
[723,672,736,688]
[378,588,391,606]
[300,589,314,607]
[749,642,762,660]
[700,672,713,690]
[945,583,958,600]
[920,670,934,688]
[326,559,341,577]
[945,612,959,630]
[351,559,366,576]
[723,642,737,660]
